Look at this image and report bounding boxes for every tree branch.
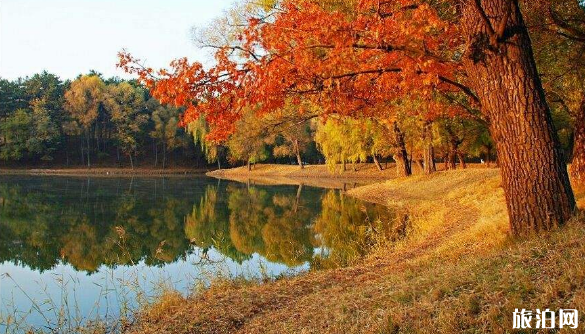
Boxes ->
[495,0,513,39]
[438,76,481,105]
[473,0,496,38]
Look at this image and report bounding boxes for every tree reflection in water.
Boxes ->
[0,176,401,273]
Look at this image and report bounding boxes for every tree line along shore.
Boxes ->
[1,72,509,175]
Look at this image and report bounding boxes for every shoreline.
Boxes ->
[206,163,400,190]
[207,163,403,180]
[0,162,494,179]
[206,163,496,190]
[0,167,210,177]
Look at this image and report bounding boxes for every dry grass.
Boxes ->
[207,163,493,180]
[207,163,494,190]
[126,169,585,334]
[208,163,398,179]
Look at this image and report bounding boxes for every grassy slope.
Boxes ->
[128,169,585,334]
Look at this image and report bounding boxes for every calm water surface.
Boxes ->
[0,176,394,331]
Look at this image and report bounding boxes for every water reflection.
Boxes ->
[0,176,398,330]
[0,177,396,272]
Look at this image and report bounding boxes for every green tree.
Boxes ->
[104,82,148,168]
[149,100,186,169]
[27,99,61,160]
[226,111,270,171]
[0,78,27,119]
[24,71,66,119]
[0,109,32,161]
[315,117,394,173]
[266,103,316,169]
[187,115,224,169]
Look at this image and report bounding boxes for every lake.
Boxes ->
[0,175,395,332]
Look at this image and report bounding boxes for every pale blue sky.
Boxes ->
[0,0,235,80]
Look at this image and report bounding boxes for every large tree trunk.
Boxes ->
[422,121,436,175]
[393,122,412,177]
[461,0,575,234]
[570,100,585,186]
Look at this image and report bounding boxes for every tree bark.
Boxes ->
[162,142,167,170]
[373,154,383,171]
[86,130,91,168]
[415,159,424,172]
[393,122,412,177]
[457,153,467,169]
[447,143,457,171]
[294,139,304,169]
[80,137,84,166]
[247,159,252,171]
[443,154,449,171]
[422,121,436,175]
[570,100,585,186]
[461,0,575,234]
[153,139,158,168]
[446,126,460,171]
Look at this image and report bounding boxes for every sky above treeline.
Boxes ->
[0,0,235,80]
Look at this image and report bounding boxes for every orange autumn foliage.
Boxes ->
[118,0,468,142]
